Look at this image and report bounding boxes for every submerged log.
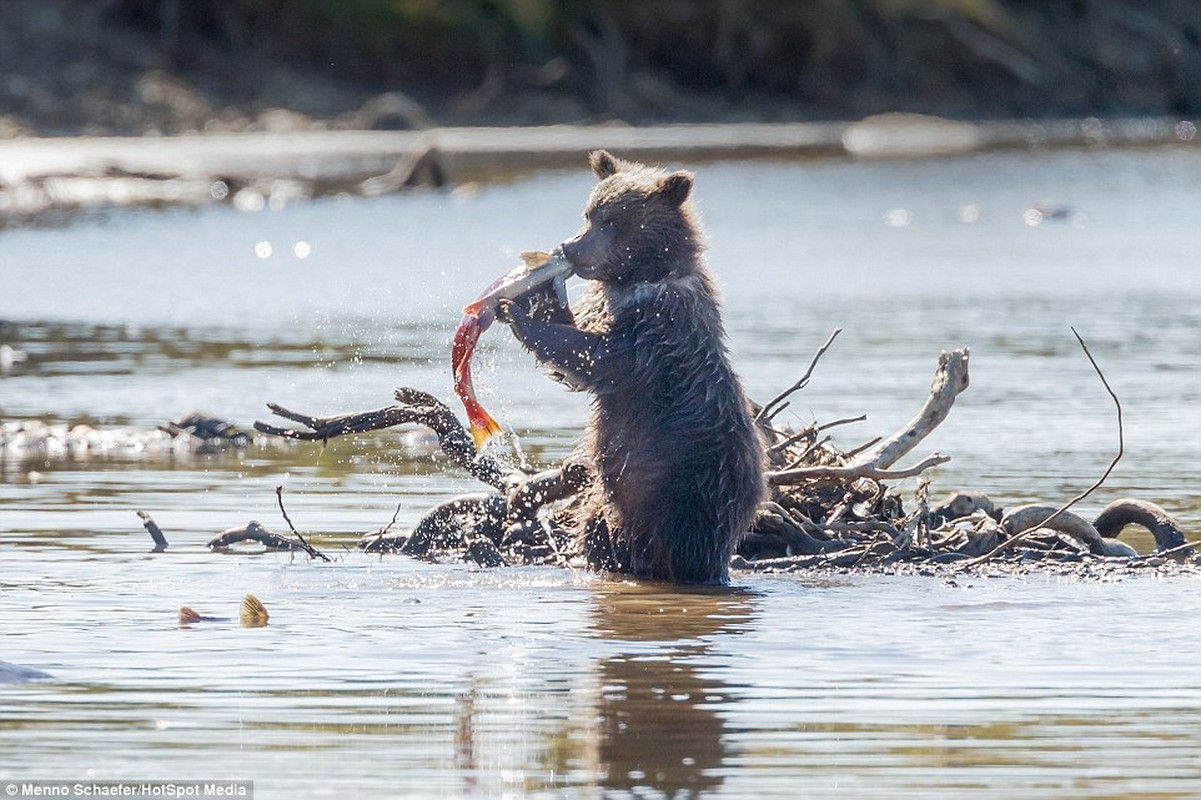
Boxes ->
[1001,505,1138,558]
[209,520,305,552]
[1093,498,1192,555]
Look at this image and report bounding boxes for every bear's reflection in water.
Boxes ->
[587,582,756,796]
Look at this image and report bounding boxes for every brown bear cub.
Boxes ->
[500,150,765,584]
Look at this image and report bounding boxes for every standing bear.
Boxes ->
[500,150,765,584]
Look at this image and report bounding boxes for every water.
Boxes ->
[2,146,1201,798]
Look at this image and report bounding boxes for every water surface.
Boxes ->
[2,147,1200,798]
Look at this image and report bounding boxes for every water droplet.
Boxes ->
[255,241,273,259]
[957,204,982,224]
[293,241,312,259]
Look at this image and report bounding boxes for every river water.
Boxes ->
[2,146,1200,798]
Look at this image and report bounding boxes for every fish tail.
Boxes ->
[466,403,503,449]
[240,593,269,628]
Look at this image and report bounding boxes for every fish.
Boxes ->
[452,249,573,449]
[179,594,269,627]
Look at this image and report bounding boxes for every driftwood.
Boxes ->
[765,347,966,485]
[258,387,585,567]
[136,510,169,551]
[255,388,507,489]
[1093,498,1191,553]
[857,347,969,470]
[208,520,307,552]
[252,336,1196,576]
[1000,505,1138,558]
[358,146,447,196]
[768,453,951,485]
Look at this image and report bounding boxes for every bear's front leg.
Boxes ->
[499,299,631,393]
[512,283,575,326]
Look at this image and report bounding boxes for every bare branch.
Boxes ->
[855,348,970,470]
[255,388,509,489]
[818,414,868,432]
[768,452,950,484]
[842,435,883,460]
[782,434,832,470]
[754,328,842,424]
[275,485,331,561]
[963,328,1122,565]
[765,425,816,458]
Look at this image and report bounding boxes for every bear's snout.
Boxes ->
[561,230,606,278]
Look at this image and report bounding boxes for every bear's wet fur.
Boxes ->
[503,150,765,584]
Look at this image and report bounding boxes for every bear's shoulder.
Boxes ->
[609,275,719,330]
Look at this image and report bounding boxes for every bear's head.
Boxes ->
[561,150,702,284]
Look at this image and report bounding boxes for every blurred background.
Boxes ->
[2,0,1200,137]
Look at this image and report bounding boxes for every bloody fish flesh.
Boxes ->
[452,250,572,448]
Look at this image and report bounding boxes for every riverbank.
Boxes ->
[6,2,1201,138]
[2,115,1198,226]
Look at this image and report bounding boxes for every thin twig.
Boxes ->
[1144,538,1200,560]
[962,327,1122,566]
[914,477,931,550]
[783,434,832,470]
[768,410,864,454]
[376,500,404,538]
[275,485,332,562]
[818,414,868,432]
[766,425,816,458]
[754,328,842,424]
[843,435,883,460]
[769,452,950,484]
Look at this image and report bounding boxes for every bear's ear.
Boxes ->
[657,171,694,206]
[590,150,622,180]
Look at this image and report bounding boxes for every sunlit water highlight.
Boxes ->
[2,147,1201,798]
